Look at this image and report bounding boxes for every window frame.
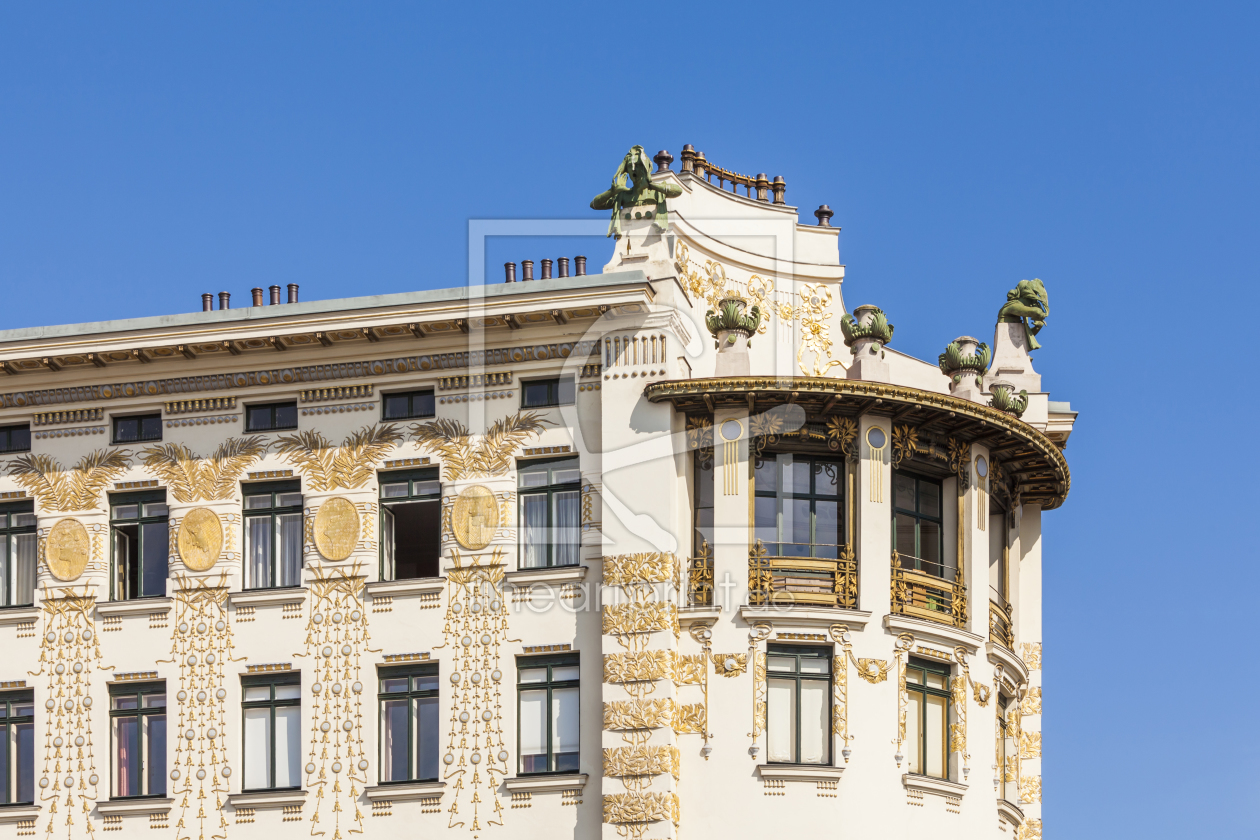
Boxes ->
[516,653,580,776]
[111,413,162,445]
[109,491,170,602]
[692,449,714,557]
[0,424,31,455]
[244,401,299,433]
[380,389,436,422]
[892,470,947,577]
[240,672,302,792]
[0,690,34,805]
[520,377,575,409]
[107,681,166,800]
[754,454,845,558]
[242,480,304,591]
[378,468,442,582]
[377,663,440,784]
[765,644,832,766]
[904,657,952,780]
[0,502,37,608]
[517,457,581,569]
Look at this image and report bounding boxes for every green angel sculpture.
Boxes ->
[997,279,1049,351]
[590,146,683,239]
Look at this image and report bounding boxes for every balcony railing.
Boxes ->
[687,541,714,607]
[890,551,967,628]
[748,540,858,609]
[989,593,1014,649]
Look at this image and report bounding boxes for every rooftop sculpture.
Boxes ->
[997,278,1049,351]
[590,145,683,239]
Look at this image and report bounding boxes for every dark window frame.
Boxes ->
[516,653,580,776]
[240,672,302,792]
[244,402,298,433]
[377,663,440,784]
[109,491,169,602]
[381,390,436,422]
[905,657,952,781]
[754,454,845,558]
[0,424,31,455]
[892,470,948,577]
[242,480,304,591]
[107,681,166,800]
[692,449,713,557]
[765,644,832,766]
[0,502,37,608]
[517,457,581,569]
[520,377,575,409]
[0,690,34,805]
[112,414,162,445]
[378,469,441,582]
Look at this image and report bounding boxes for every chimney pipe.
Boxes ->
[541,259,553,280]
[574,256,587,276]
[202,293,213,312]
[771,176,786,205]
[287,284,299,303]
[218,292,231,310]
[269,285,281,305]
[814,205,834,227]
[557,257,569,278]
[653,150,674,173]
[521,260,534,282]
[251,287,264,307]
[504,262,517,283]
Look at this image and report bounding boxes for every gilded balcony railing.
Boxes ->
[748,540,858,609]
[890,551,968,629]
[688,540,714,607]
[988,595,1014,649]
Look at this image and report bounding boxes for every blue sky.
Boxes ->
[1,3,1254,834]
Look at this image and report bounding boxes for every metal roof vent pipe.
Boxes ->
[251,287,264,307]
[218,292,231,310]
[541,259,553,280]
[504,262,517,283]
[287,284,299,303]
[814,205,834,227]
[557,257,570,278]
[574,256,586,276]
[202,293,213,312]
[521,260,534,281]
[269,285,281,305]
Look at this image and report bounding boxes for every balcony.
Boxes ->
[890,551,967,628]
[748,540,858,609]
[989,591,1014,648]
[687,541,714,607]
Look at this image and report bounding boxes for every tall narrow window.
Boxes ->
[378,665,440,783]
[997,696,1017,802]
[765,645,831,765]
[110,493,169,601]
[517,655,579,775]
[112,414,162,444]
[242,674,302,791]
[692,450,713,556]
[518,458,581,569]
[379,470,441,581]
[893,472,946,577]
[0,425,31,455]
[109,682,165,799]
[754,455,844,557]
[0,691,34,805]
[382,390,436,421]
[0,503,37,608]
[904,658,950,779]
[243,482,303,590]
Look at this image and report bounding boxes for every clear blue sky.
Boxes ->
[1,3,1253,834]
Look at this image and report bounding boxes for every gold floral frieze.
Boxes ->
[9,449,130,512]
[139,437,267,502]
[602,792,678,826]
[275,424,403,491]
[711,652,748,678]
[412,413,549,481]
[603,651,674,685]
[602,746,676,779]
[602,553,676,586]
[602,699,675,731]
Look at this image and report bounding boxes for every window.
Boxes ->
[108,682,165,799]
[904,658,950,779]
[997,696,1017,802]
[113,414,161,444]
[110,493,169,601]
[242,674,301,791]
[379,665,440,783]
[521,377,574,409]
[517,655,579,774]
[244,481,304,590]
[0,691,34,805]
[766,645,831,765]
[0,425,30,455]
[754,454,844,557]
[382,390,435,421]
[518,458,581,568]
[893,472,946,577]
[380,470,441,581]
[0,504,37,608]
[692,450,713,556]
[245,402,298,433]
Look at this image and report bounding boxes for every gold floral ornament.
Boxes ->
[411,412,550,481]
[45,518,91,582]
[603,699,674,730]
[177,507,225,572]
[711,652,748,677]
[451,485,499,550]
[313,496,360,561]
[797,283,844,377]
[139,437,267,502]
[275,424,403,491]
[9,448,130,512]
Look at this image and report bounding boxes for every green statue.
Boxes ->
[590,146,683,239]
[997,279,1049,351]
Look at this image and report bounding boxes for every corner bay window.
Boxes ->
[766,646,831,765]
[893,471,947,577]
[904,658,951,779]
[109,682,165,799]
[242,674,301,791]
[519,458,580,569]
[0,691,34,805]
[244,482,303,589]
[113,414,161,444]
[380,470,441,581]
[754,454,844,557]
[111,493,169,601]
[0,503,36,608]
[379,665,440,783]
[518,655,579,774]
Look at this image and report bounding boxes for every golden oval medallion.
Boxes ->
[314,497,360,561]
[46,518,91,582]
[178,507,223,572]
[452,484,499,550]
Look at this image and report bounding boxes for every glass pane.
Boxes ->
[894,514,917,564]
[754,456,777,493]
[0,538,7,606]
[416,696,440,780]
[112,695,139,710]
[919,480,940,518]
[906,691,923,775]
[799,680,829,764]
[12,513,36,528]
[246,517,272,589]
[13,702,33,717]
[553,490,580,567]
[815,462,841,496]
[521,495,547,568]
[277,493,303,508]
[558,377,575,406]
[274,404,298,430]
[799,657,829,675]
[112,505,139,520]
[245,406,272,432]
[767,656,795,673]
[141,521,168,597]
[920,521,942,572]
[518,668,547,684]
[552,468,581,485]
[551,665,580,682]
[925,671,947,690]
[767,678,796,763]
[114,418,139,442]
[9,427,30,453]
[553,687,579,772]
[905,667,923,685]
[275,706,302,787]
[0,721,7,803]
[277,513,303,587]
[244,708,271,789]
[519,470,549,488]
[382,678,408,693]
[15,721,33,802]
[275,684,301,701]
[381,483,409,499]
[814,499,840,552]
[144,694,166,708]
[142,503,168,518]
[140,416,162,440]
[519,689,547,773]
[145,714,166,795]
[414,480,440,497]
[245,495,272,510]
[522,380,555,408]
[243,686,271,702]
[784,457,811,495]
[113,716,139,796]
[13,533,36,606]
[925,693,947,778]
[894,473,916,512]
[413,674,439,692]
[784,499,811,556]
[411,393,435,418]
[381,699,408,782]
[383,395,410,420]
[754,497,777,548]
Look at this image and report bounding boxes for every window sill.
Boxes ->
[902,774,968,798]
[365,577,445,599]
[0,804,40,822]
[230,588,307,608]
[226,790,307,810]
[739,605,872,629]
[883,615,984,656]
[96,798,174,816]
[997,798,1025,828]
[502,773,588,794]
[757,764,845,783]
[986,641,1029,691]
[679,605,722,627]
[0,605,38,626]
[97,598,172,618]
[363,781,445,802]
[505,565,587,587]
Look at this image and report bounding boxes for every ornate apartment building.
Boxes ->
[0,146,1071,840]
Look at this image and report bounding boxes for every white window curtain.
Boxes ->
[553,490,580,566]
[382,507,396,581]
[767,679,796,763]
[924,693,947,778]
[15,532,35,604]
[381,699,406,782]
[277,513,303,587]
[799,681,828,764]
[246,518,271,589]
[552,686,580,758]
[519,689,547,770]
[275,706,301,787]
[243,708,271,789]
[521,496,547,568]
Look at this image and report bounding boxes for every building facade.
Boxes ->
[0,146,1071,840]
